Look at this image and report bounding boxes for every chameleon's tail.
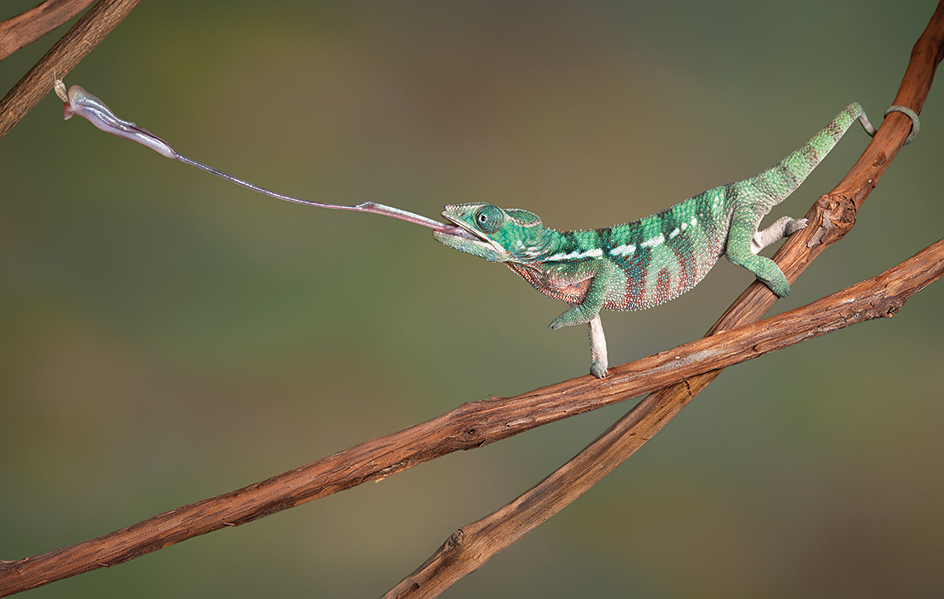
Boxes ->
[748,102,870,211]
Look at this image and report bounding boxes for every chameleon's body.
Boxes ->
[434,103,873,378]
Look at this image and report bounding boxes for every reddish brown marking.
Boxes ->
[617,254,651,310]
[669,242,695,298]
[655,268,671,304]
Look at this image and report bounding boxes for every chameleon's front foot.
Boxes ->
[552,311,610,378]
[550,303,597,330]
[590,360,608,379]
[588,315,608,378]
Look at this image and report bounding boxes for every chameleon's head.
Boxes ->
[432,203,548,262]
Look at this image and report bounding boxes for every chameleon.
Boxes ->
[55,80,917,379]
[432,103,885,378]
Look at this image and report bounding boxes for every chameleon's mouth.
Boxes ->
[435,213,491,244]
[433,222,479,240]
[432,212,510,262]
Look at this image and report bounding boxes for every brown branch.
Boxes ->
[2,240,942,597]
[0,0,141,141]
[0,0,96,61]
[383,2,944,596]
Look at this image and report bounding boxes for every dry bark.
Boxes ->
[0,0,96,61]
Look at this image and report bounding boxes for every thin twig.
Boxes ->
[0,0,141,140]
[383,2,944,596]
[0,0,96,61]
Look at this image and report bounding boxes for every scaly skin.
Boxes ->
[434,103,873,378]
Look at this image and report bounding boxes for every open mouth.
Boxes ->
[431,211,509,261]
[435,213,486,241]
[434,222,480,240]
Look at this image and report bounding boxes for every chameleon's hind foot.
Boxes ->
[757,262,792,297]
[750,216,807,255]
[727,250,792,297]
[784,218,808,236]
[745,255,792,297]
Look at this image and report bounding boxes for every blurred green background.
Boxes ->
[2,1,942,597]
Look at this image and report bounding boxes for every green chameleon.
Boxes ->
[57,82,915,379]
[432,103,888,378]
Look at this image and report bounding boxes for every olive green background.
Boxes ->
[2,1,942,597]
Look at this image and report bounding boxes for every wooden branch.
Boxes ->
[2,238,942,597]
[0,0,140,140]
[0,0,96,61]
[383,2,944,596]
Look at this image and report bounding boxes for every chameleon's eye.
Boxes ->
[474,204,504,233]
